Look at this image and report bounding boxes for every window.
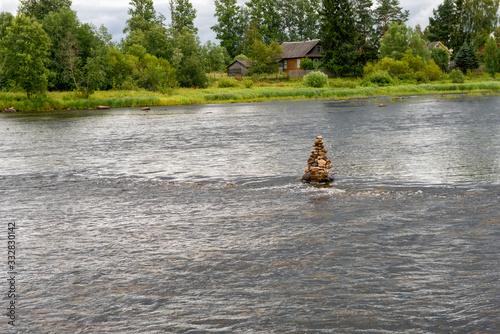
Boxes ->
[297,58,300,69]
[284,60,287,70]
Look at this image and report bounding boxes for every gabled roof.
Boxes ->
[426,41,452,55]
[227,59,251,68]
[280,40,321,59]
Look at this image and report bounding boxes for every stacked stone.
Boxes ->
[302,136,333,183]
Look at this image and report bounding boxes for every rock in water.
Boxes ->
[302,136,333,184]
[2,107,17,113]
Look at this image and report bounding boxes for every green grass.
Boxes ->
[3,78,500,112]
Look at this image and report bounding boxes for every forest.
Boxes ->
[1,0,500,100]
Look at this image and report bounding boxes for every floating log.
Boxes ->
[302,136,333,184]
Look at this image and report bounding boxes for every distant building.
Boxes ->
[279,40,323,74]
[426,41,452,56]
[227,60,251,77]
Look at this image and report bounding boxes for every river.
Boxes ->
[1,96,499,333]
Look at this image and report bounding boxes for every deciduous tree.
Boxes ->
[169,0,197,33]
[245,0,283,44]
[482,37,500,76]
[2,15,51,98]
[212,0,243,57]
[18,0,72,21]
[379,22,430,61]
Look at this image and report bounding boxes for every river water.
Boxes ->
[1,96,499,333]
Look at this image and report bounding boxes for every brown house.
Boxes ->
[279,40,323,74]
[227,60,251,77]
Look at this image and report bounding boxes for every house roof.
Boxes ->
[280,40,321,59]
[426,41,452,55]
[228,59,251,68]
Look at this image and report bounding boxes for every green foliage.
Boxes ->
[300,57,315,70]
[352,0,379,68]
[427,0,454,46]
[247,40,283,74]
[278,0,321,42]
[423,59,443,81]
[454,43,479,74]
[137,54,177,92]
[172,27,208,88]
[321,0,358,76]
[245,0,284,44]
[374,0,409,37]
[379,22,430,61]
[212,0,243,57]
[170,0,197,33]
[2,15,51,98]
[483,36,500,77]
[203,41,231,72]
[363,51,443,84]
[370,57,410,77]
[362,70,393,86]
[124,0,158,33]
[18,0,72,21]
[430,47,450,72]
[328,78,357,88]
[302,71,328,87]
[243,79,253,88]
[218,77,240,88]
[449,68,465,83]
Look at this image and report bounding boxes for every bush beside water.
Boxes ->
[303,71,329,88]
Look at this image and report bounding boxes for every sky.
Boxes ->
[0,0,443,45]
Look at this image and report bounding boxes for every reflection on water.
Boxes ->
[1,96,499,333]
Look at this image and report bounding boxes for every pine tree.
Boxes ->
[320,0,357,76]
[374,0,409,37]
[352,0,378,69]
[454,42,479,73]
[427,0,455,46]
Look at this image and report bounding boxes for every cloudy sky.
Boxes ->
[1,0,443,44]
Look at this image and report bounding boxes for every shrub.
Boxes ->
[218,77,240,88]
[412,71,430,83]
[243,79,253,88]
[449,68,465,83]
[362,70,394,86]
[374,57,411,78]
[423,59,443,81]
[301,57,315,70]
[431,47,450,72]
[302,71,328,88]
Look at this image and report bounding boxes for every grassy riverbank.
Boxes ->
[2,75,500,112]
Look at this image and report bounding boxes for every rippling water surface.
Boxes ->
[1,96,499,333]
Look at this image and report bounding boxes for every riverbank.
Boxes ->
[3,79,500,112]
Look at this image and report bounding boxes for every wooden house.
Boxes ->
[227,60,251,77]
[279,40,323,74]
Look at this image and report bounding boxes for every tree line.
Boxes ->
[0,0,231,98]
[2,0,500,98]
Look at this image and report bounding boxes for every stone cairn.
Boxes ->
[302,136,333,184]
